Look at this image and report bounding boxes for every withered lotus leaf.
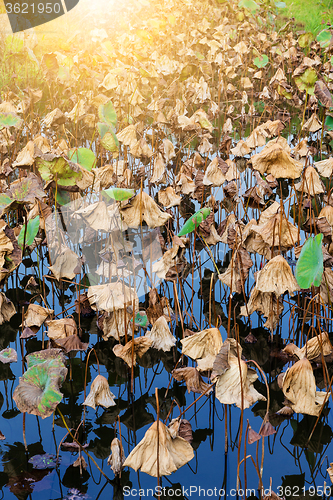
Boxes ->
[283,331,332,361]
[123,420,194,476]
[145,316,176,352]
[88,283,138,313]
[294,166,325,196]
[203,157,227,186]
[120,191,171,228]
[327,463,333,483]
[0,292,16,325]
[240,285,283,331]
[314,157,333,178]
[214,350,266,409]
[315,80,333,108]
[168,418,193,443]
[181,327,223,371]
[49,248,81,281]
[158,187,182,208]
[46,318,77,340]
[256,255,300,297]
[23,303,53,329]
[53,335,89,353]
[172,367,212,395]
[0,348,17,364]
[219,246,253,294]
[253,214,298,249]
[249,143,303,179]
[281,358,328,416]
[13,349,67,418]
[113,337,153,367]
[83,374,116,410]
[107,438,126,475]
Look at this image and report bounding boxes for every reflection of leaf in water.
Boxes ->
[191,428,213,451]
[28,453,58,470]
[159,483,187,500]
[2,408,20,420]
[0,363,14,382]
[89,425,116,460]
[290,415,332,454]
[61,358,91,397]
[96,405,121,426]
[280,473,305,498]
[121,393,155,431]
[62,465,90,491]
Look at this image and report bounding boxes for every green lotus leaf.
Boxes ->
[68,148,97,171]
[98,101,117,128]
[238,0,259,12]
[18,216,40,250]
[13,350,67,418]
[178,207,211,236]
[0,113,22,130]
[35,155,82,187]
[101,131,119,154]
[295,233,323,289]
[325,115,333,131]
[317,29,332,48]
[102,188,135,201]
[130,311,148,328]
[254,54,268,68]
[294,68,317,95]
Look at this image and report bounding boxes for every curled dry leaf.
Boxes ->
[107,438,126,475]
[294,166,325,196]
[240,285,283,331]
[249,143,303,179]
[120,191,172,228]
[203,157,228,186]
[158,187,182,208]
[281,358,328,416]
[213,339,266,409]
[113,337,153,367]
[83,374,116,410]
[123,420,194,477]
[53,335,89,353]
[0,292,16,325]
[46,318,77,340]
[283,331,332,361]
[181,327,223,371]
[88,283,138,313]
[49,248,81,281]
[23,303,53,329]
[256,255,300,297]
[168,417,193,443]
[219,246,253,294]
[172,367,212,395]
[145,316,176,352]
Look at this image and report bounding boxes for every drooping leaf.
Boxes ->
[18,216,40,250]
[36,155,82,187]
[98,101,117,128]
[68,148,97,171]
[315,80,333,108]
[295,233,323,289]
[102,188,135,201]
[177,207,211,236]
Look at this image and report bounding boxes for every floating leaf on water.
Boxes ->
[68,148,97,171]
[177,207,211,236]
[18,216,40,250]
[28,453,58,470]
[123,420,194,476]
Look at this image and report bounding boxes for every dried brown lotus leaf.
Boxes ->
[42,108,66,127]
[294,166,325,195]
[117,125,137,149]
[318,268,333,305]
[130,138,153,158]
[172,367,212,395]
[240,285,283,331]
[152,245,179,280]
[151,153,166,184]
[253,214,298,248]
[74,201,112,232]
[318,205,333,228]
[230,140,251,157]
[88,283,138,313]
[49,248,81,281]
[327,463,333,483]
[219,247,253,294]
[248,426,261,444]
[180,327,223,372]
[282,358,328,416]
[54,334,89,353]
[214,352,266,409]
[276,406,294,416]
[13,141,38,168]
[211,338,240,379]
[259,422,276,437]
[249,144,303,179]
[314,157,333,178]
[73,456,87,469]
[175,173,196,194]
[303,114,322,133]
[46,318,77,340]
[256,255,300,297]
[284,332,332,361]
[269,68,287,85]
[293,139,309,158]
[23,303,53,328]
[145,316,176,352]
[100,308,136,341]
[113,337,152,367]
[83,374,116,410]
[158,187,181,208]
[0,292,16,325]
[203,157,227,186]
[108,438,126,475]
[123,420,194,476]
[120,192,171,228]
[315,80,333,108]
[204,224,224,246]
